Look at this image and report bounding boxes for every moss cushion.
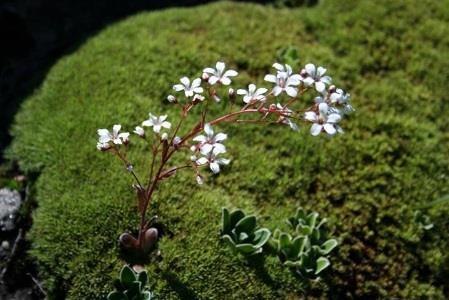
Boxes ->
[8,0,449,298]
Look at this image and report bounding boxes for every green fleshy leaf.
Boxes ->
[222,234,236,248]
[284,260,302,268]
[222,207,231,234]
[120,266,136,287]
[107,291,128,300]
[297,225,312,236]
[306,212,318,229]
[229,209,245,228]
[235,243,258,254]
[124,281,141,298]
[253,228,271,248]
[137,271,148,288]
[291,236,306,258]
[279,232,291,249]
[235,215,257,234]
[142,291,152,300]
[320,239,338,255]
[315,257,330,275]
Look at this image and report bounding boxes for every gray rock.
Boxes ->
[0,188,21,232]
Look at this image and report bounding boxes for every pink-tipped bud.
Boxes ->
[202,72,209,81]
[328,85,336,93]
[167,95,177,103]
[196,174,204,185]
[300,69,307,77]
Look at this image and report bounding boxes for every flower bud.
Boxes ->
[134,126,145,137]
[213,94,221,102]
[300,69,307,77]
[228,88,236,104]
[126,164,134,172]
[328,85,336,93]
[167,95,177,103]
[190,155,197,162]
[161,132,168,140]
[173,136,182,146]
[196,174,204,185]
[192,94,205,104]
[201,72,209,81]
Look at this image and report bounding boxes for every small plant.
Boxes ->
[413,210,433,231]
[221,207,271,256]
[96,57,353,262]
[272,208,338,279]
[108,265,152,300]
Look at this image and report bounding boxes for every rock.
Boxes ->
[0,188,21,232]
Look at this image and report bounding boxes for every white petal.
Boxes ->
[248,84,256,94]
[191,78,202,88]
[180,77,190,87]
[273,86,283,96]
[255,88,268,95]
[264,74,277,83]
[216,62,225,74]
[317,66,327,76]
[287,74,301,86]
[310,123,322,136]
[324,123,336,135]
[321,76,332,84]
[173,84,184,91]
[315,81,326,93]
[161,121,171,129]
[223,70,238,77]
[208,76,219,85]
[118,132,129,140]
[113,125,121,135]
[153,125,161,133]
[217,158,230,165]
[302,77,314,86]
[305,63,316,76]
[318,103,329,115]
[193,87,204,94]
[285,87,298,97]
[193,135,207,143]
[200,144,213,155]
[203,67,215,74]
[327,113,341,123]
[204,123,214,136]
[196,157,209,165]
[212,143,226,154]
[220,77,231,85]
[304,111,317,122]
[214,133,227,142]
[99,135,111,143]
[272,63,284,71]
[237,89,248,95]
[209,162,220,174]
[97,129,109,136]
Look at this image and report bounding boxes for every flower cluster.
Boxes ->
[97,60,353,180]
[95,57,353,259]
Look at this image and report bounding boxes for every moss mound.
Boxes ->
[8,1,449,298]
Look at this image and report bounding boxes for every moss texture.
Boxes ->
[8,0,449,298]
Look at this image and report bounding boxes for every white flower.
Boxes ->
[134,126,145,137]
[301,63,332,93]
[304,103,343,136]
[195,147,230,174]
[196,175,204,185]
[173,136,182,146]
[276,103,298,131]
[330,88,354,114]
[173,77,203,97]
[97,124,130,146]
[264,63,301,97]
[142,113,172,133]
[237,84,267,103]
[192,123,227,155]
[203,62,238,85]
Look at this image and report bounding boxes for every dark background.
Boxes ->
[1,0,257,155]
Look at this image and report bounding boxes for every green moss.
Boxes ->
[7,0,449,298]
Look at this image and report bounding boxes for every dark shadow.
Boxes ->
[245,254,280,289]
[0,0,218,157]
[161,271,199,300]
